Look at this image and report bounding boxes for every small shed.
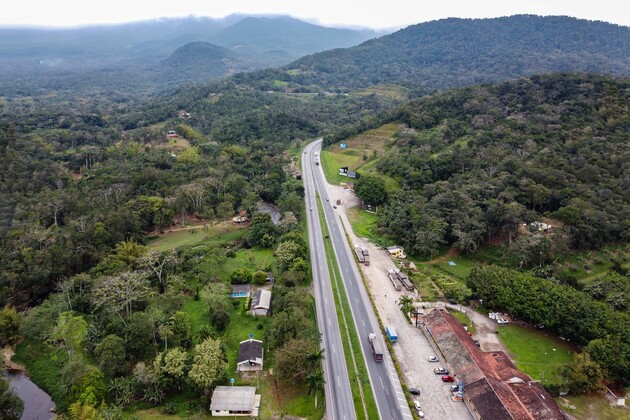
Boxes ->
[210,386,260,417]
[251,289,272,316]
[265,271,275,284]
[387,245,406,259]
[236,338,264,372]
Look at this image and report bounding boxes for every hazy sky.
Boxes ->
[2,0,628,29]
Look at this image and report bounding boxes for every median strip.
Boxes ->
[316,195,378,420]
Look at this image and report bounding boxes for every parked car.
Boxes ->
[408,387,421,396]
[414,401,425,417]
[442,375,455,382]
[450,384,460,392]
[427,356,439,362]
[433,367,449,375]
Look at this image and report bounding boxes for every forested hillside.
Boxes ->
[0,15,378,97]
[357,74,629,259]
[279,15,630,92]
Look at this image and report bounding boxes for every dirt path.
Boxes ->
[445,304,508,353]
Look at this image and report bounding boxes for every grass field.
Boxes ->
[320,123,400,190]
[195,246,275,282]
[497,324,574,384]
[147,223,246,251]
[450,310,475,335]
[317,197,378,420]
[349,84,409,100]
[557,394,630,420]
[346,207,391,247]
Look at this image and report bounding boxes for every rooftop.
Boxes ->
[252,289,271,310]
[210,386,256,411]
[426,310,567,420]
[238,339,263,364]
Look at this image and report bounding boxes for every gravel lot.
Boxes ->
[324,182,472,420]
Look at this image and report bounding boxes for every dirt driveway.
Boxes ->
[323,181,472,420]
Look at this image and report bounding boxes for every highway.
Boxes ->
[303,139,412,420]
[302,140,356,420]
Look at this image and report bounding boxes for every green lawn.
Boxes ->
[147,223,246,251]
[556,394,630,420]
[320,123,400,190]
[317,197,378,420]
[181,299,212,342]
[496,324,574,384]
[193,246,275,282]
[433,258,477,281]
[450,310,475,335]
[346,207,390,247]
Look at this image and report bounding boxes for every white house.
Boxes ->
[251,289,271,316]
[210,386,260,417]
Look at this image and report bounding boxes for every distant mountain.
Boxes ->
[210,16,378,63]
[280,15,630,92]
[0,15,380,96]
[161,41,257,82]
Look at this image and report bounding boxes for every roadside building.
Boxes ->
[236,338,264,372]
[424,310,567,420]
[251,289,272,316]
[210,386,261,417]
[387,245,406,259]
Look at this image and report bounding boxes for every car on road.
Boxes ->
[434,367,449,374]
[414,401,425,418]
[450,384,460,392]
[325,197,329,201]
[310,208,313,211]
[304,151,307,154]
[333,205,337,209]
[442,375,455,382]
[427,356,439,362]
[408,387,420,396]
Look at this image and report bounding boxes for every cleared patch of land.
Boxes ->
[497,324,574,384]
[147,222,246,251]
[321,123,400,190]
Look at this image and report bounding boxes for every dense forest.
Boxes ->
[360,74,629,262]
[277,15,630,92]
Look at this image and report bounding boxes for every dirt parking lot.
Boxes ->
[323,181,472,420]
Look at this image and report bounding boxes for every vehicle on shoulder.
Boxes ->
[434,367,448,374]
[442,375,455,382]
[408,387,420,396]
[414,401,425,418]
[427,356,439,362]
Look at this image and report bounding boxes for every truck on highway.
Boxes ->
[368,333,383,362]
[385,326,398,343]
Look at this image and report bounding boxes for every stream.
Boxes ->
[3,370,55,420]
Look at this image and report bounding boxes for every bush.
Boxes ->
[161,402,178,415]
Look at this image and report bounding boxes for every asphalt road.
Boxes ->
[304,139,413,420]
[302,140,356,420]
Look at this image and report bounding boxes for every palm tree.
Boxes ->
[306,369,325,409]
[398,295,414,316]
[306,347,325,371]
